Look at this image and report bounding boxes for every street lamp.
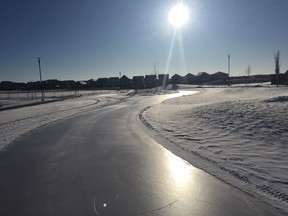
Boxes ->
[228,54,231,86]
[37,57,44,101]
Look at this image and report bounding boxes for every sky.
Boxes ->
[1,0,288,82]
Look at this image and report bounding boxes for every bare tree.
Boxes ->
[245,65,251,86]
[274,50,280,87]
[245,65,251,76]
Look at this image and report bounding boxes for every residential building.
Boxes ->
[158,74,169,87]
[120,75,132,89]
[211,71,229,81]
[133,76,145,89]
[182,73,195,84]
[195,72,211,84]
[145,75,157,88]
[96,78,109,88]
[108,77,120,88]
[171,74,183,84]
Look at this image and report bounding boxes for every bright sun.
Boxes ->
[168,4,189,28]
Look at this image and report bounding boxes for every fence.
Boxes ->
[0,89,117,100]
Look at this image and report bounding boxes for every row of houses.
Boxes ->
[2,70,281,91]
[171,71,229,85]
[0,72,226,91]
[0,80,82,91]
[82,74,170,89]
[0,74,170,91]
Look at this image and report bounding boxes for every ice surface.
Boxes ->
[0,91,132,151]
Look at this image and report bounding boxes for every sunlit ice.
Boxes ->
[168,3,190,28]
[167,151,191,184]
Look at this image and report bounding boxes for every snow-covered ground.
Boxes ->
[1,86,288,212]
[0,90,116,110]
[0,90,133,151]
[140,86,288,213]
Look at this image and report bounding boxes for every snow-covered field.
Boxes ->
[0,90,115,110]
[0,90,133,151]
[140,86,288,213]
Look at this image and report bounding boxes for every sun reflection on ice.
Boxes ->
[167,151,191,184]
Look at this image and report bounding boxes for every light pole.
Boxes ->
[228,54,231,86]
[37,57,44,101]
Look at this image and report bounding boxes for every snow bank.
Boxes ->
[140,87,288,213]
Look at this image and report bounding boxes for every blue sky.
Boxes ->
[1,0,288,82]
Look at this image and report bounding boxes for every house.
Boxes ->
[60,80,77,89]
[46,79,60,89]
[211,71,229,81]
[108,77,120,88]
[0,81,25,91]
[133,76,145,89]
[95,78,109,88]
[182,73,195,84]
[195,72,211,84]
[171,74,183,84]
[211,71,229,84]
[84,79,96,88]
[120,75,132,89]
[158,74,169,87]
[145,75,157,88]
[0,81,14,90]
[26,81,41,90]
[17,82,26,90]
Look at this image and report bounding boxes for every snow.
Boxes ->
[136,85,177,96]
[0,90,133,151]
[1,86,288,212]
[0,90,116,110]
[140,86,288,213]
